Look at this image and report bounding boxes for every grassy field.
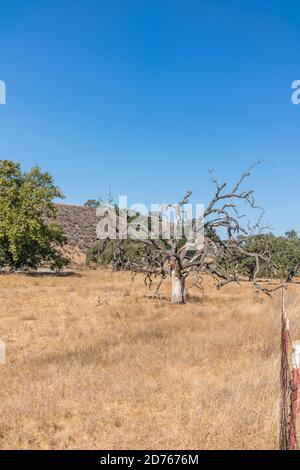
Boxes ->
[0,269,299,449]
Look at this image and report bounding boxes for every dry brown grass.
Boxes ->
[0,269,299,449]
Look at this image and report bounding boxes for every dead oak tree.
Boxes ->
[125,162,279,303]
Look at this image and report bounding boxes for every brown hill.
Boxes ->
[56,203,99,250]
[55,203,99,264]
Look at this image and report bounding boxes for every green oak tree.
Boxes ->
[0,160,68,271]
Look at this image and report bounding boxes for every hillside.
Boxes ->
[54,203,99,264]
[56,203,98,251]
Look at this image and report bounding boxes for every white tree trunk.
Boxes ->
[171,270,185,303]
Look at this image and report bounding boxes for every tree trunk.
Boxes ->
[171,270,185,303]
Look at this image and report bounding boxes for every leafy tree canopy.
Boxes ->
[84,199,101,208]
[285,229,299,240]
[0,160,69,271]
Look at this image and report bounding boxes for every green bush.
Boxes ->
[217,233,300,280]
[86,238,154,270]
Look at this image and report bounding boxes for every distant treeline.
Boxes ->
[87,231,300,281]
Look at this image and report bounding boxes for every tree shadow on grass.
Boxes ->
[19,270,82,278]
[143,293,204,304]
[185,294,203,304]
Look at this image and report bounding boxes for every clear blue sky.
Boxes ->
[0,0,300,234]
